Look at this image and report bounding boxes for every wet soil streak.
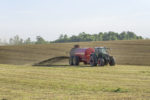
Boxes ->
[34,56,69,66]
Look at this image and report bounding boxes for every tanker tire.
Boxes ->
[97,58,104,66]
[73,56,79,66]
[69,56,73,65]
[90,54,97,66]
[109,56,115,66]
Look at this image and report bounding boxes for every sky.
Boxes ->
[0,0,150,41]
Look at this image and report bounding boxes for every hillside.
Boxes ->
[0,40,150,65]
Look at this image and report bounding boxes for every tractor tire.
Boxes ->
[104,58,109,65]
[90,54,97,66]
[69,56,73,65]
[109,56,115,66]
[73,56,79,66]
[97,58,104,66]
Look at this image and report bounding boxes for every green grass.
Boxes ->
[0,64,150,100]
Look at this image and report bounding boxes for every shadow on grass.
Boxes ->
[33,64,93,68]
[102,87,129,93]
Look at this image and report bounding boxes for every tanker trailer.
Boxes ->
[69,46,115,66]
[69,48,95,66]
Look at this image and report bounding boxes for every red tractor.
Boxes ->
[69,45,115,66]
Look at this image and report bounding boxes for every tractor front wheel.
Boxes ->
[97,58,104,66]
[109,56,115,66]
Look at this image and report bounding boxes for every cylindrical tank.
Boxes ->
[70,48,95,63]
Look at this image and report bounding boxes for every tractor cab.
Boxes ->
[94,47,109,55]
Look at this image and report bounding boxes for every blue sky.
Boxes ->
[0,0,150,41]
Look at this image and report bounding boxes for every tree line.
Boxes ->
[0,31,145,45]
[53,31,143,43]
[0,35,49,45]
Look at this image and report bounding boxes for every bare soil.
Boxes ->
[0,40,150,66]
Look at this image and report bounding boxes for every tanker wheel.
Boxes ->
[69,56,73,65]
[73,56,79,66]
[97,58,104,66]
[109,56,115,66]
[90,54,97,66]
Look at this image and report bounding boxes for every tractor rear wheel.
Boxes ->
[109,56,115,66]
[90,54,97,66]
[73,56,79,66]
[97,58,104,66]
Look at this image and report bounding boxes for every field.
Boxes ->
[0,40,150,100]
[0,64,150,100]
[0,40,150,65]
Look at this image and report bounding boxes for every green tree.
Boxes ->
[137,36,143,40]
[127,31,136,40]
[59,34,64,40]
[53,31,143,43]
[103,32,109,41]
[35,36,47,44]
[107,31,118,40]
[98,32,103,41]
[24,38,32,44]
[63,34,68,42]
[119,32,127,40]
[79,32,87,41]
[9,35,23,45]
[70,35,80,42]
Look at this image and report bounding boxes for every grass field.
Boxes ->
[0,40,150,66]
[0,64,150,100]
[0,40,150,100]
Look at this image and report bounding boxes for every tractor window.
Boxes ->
[97,48,108,54]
